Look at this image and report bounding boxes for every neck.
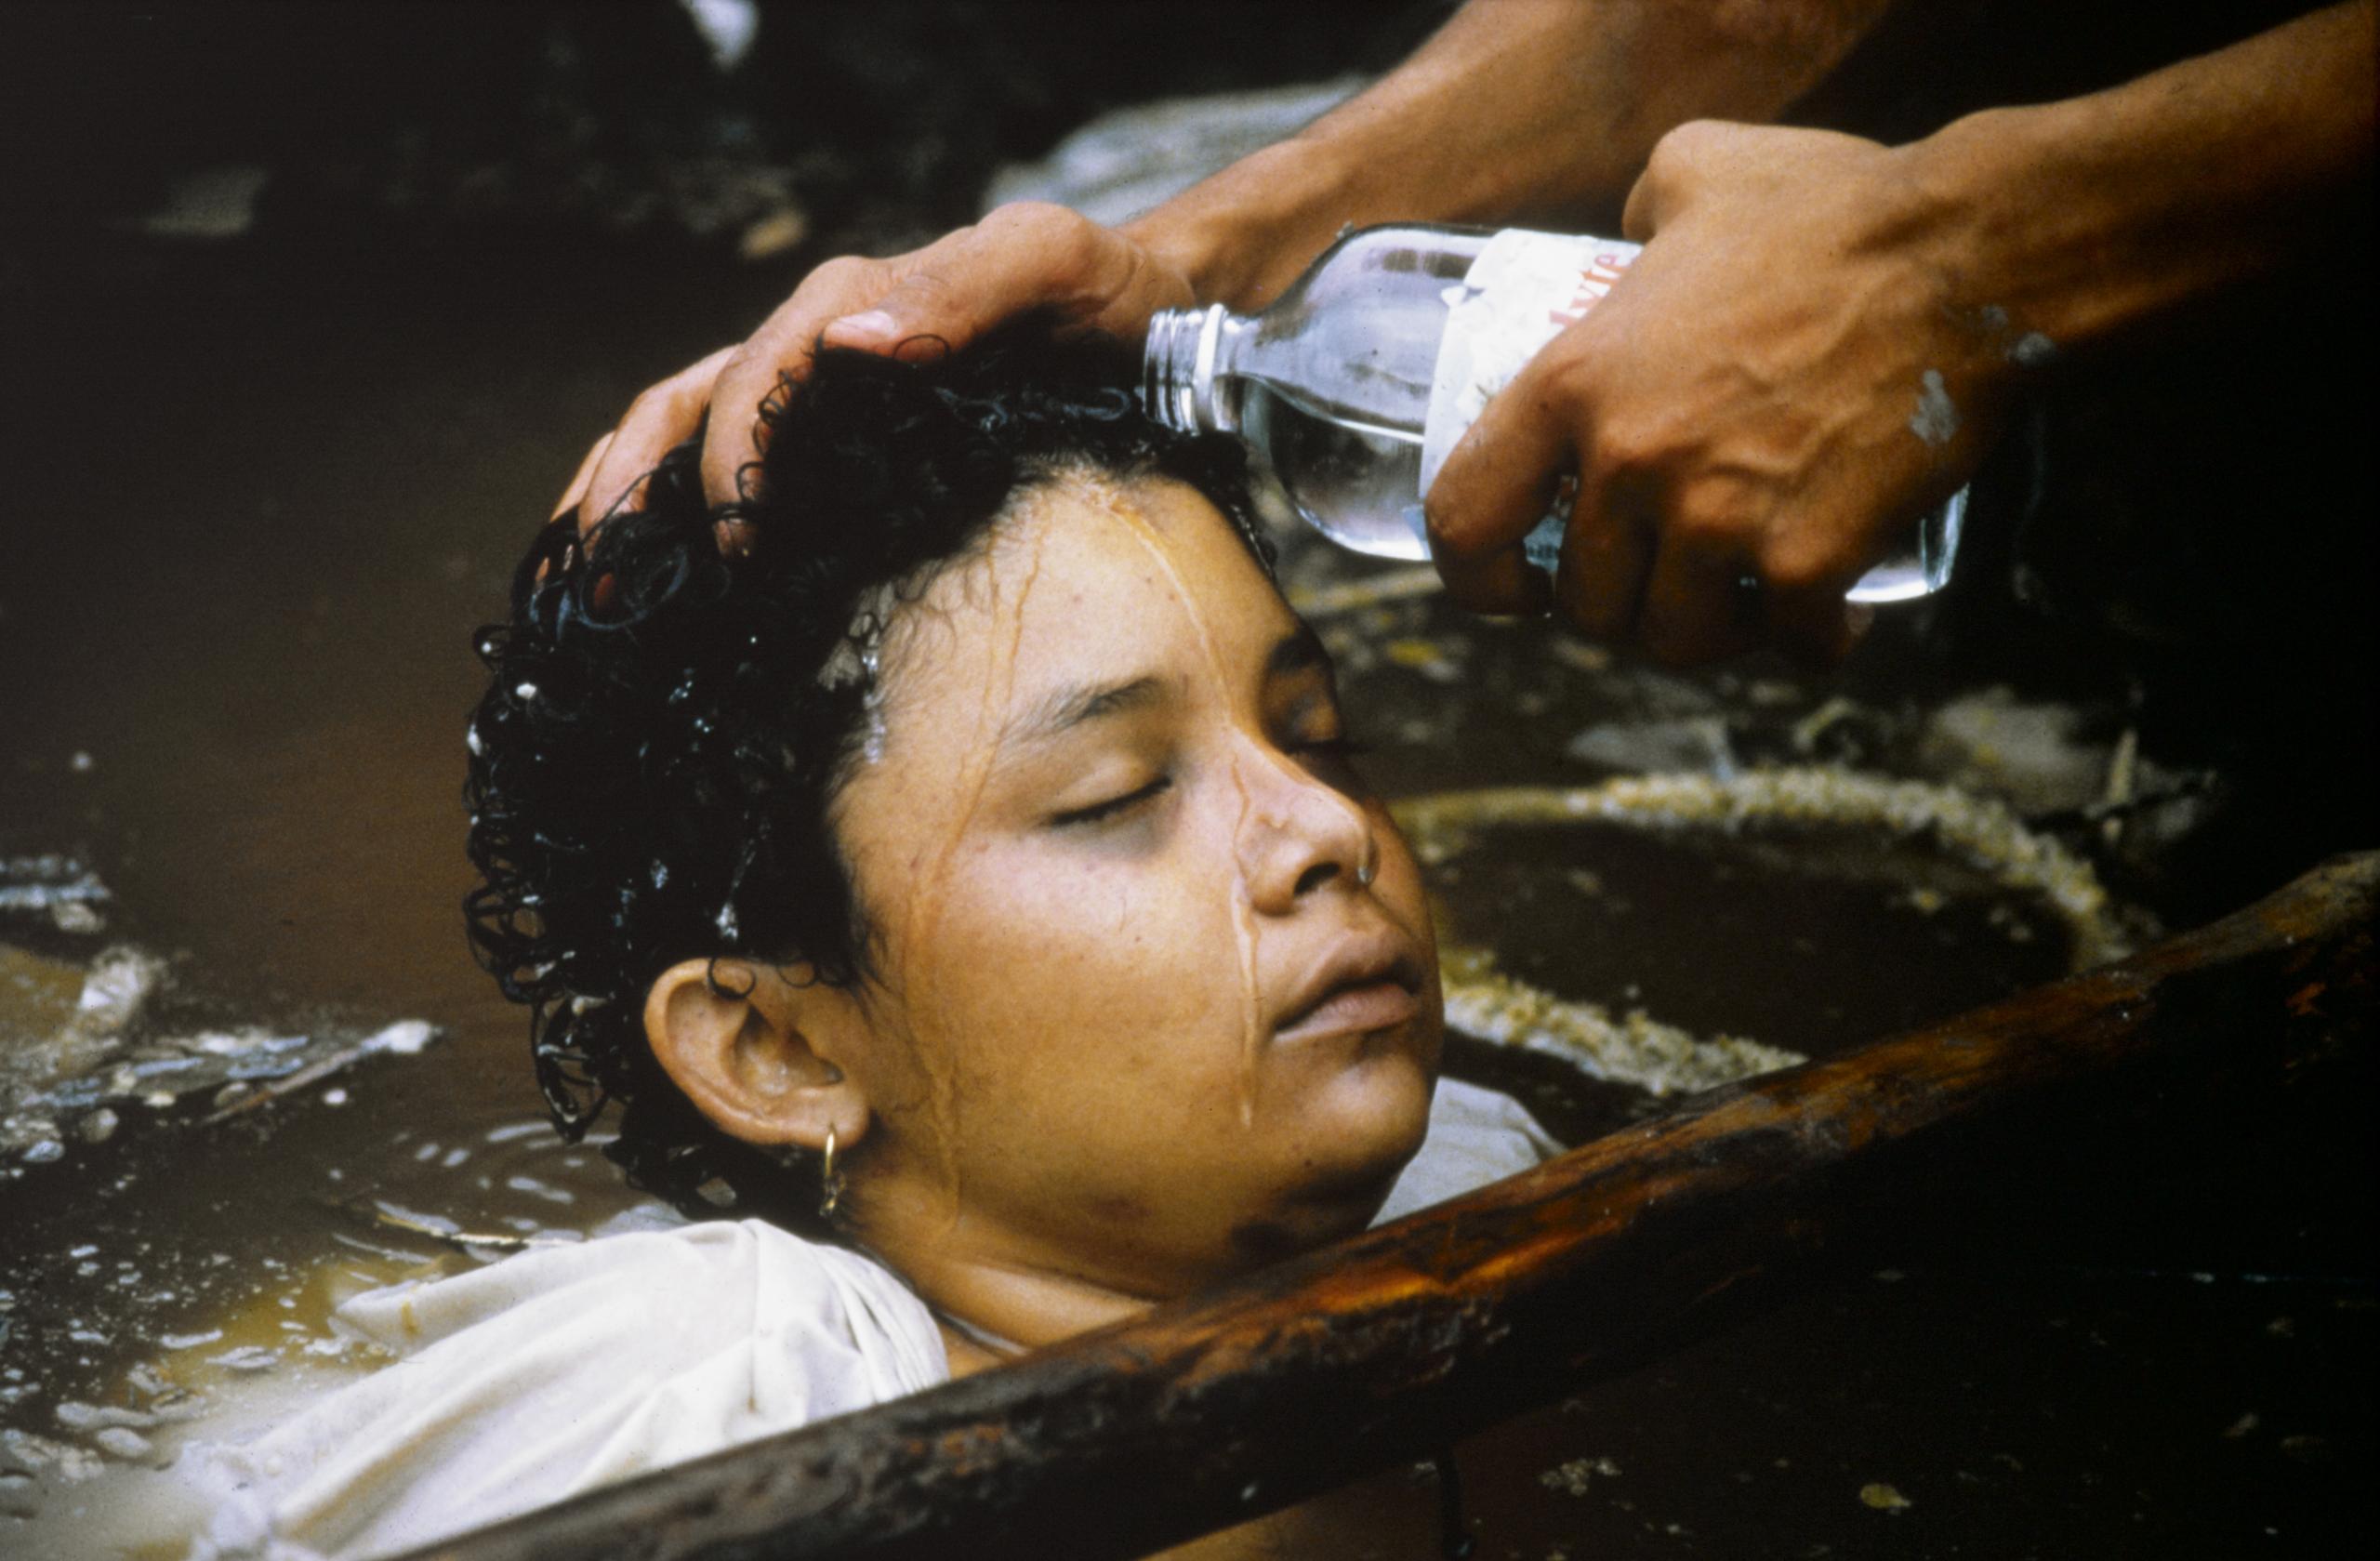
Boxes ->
[872,1226,1163,1367]
[848,1184,1183,1372]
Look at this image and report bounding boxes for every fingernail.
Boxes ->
[826,310,898,345]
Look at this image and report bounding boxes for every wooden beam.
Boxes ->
[407,853,2376,1561]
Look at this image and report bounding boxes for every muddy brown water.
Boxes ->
[2,242,2370,1556]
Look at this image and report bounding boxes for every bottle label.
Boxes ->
[1418,229,1642,504]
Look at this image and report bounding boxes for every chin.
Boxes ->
[1210,1026,1439,1271]
[1292,1044,1437,1210]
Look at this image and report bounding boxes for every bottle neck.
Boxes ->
[1144,304,1248,435]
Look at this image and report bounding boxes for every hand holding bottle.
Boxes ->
[552,203,1196,544]
[1426,122,2014,666]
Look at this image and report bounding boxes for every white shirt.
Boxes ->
[181,1078,1558,1559]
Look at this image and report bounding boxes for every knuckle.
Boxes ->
[985,199,1082,239]
[998,198,1055,222]
[1421,508,1462,560]
[1527,339,1594,395]
[804,254,879,293]
[1669,481,1756,552]
[1588,418,1659,477]
[1421,496,1482,560]
[622,381,674,422]
[979,199,1051,228]
[713,343,765,391]
[996,200,1104,273]
[1649,118,1729,170]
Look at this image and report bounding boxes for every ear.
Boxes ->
[642,959,870,1151]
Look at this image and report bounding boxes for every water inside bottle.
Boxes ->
[1242,383,1433,561]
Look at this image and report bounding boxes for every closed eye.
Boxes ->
[1051,775,1171,827]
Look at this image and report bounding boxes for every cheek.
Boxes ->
[906,839,1245,1084]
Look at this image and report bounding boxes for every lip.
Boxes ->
[1273,933,1426,1045]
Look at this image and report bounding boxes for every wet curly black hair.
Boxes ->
[464,331,1272,1233]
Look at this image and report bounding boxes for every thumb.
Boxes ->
[818,263,981,356]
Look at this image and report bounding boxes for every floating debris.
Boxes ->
[4,944,174,1156]
[0,856,112,928]
[1440,946,1804,1096]
[0,1428,101,1483]
[51,1401,152,1432]
[90,1426,154,1462]
[192,1020,442,1126]
[1538,1455,1621,1497]
[1919,687,2109,815]
[47,902,103,935]
[1566,716,1738,777]
[356,1199,579,1255]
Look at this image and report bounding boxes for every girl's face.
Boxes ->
[829,472,1440,1299]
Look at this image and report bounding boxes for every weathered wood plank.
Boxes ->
[406,853,2376,1561]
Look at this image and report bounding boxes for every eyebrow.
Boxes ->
[1007,674,1170,753]
[1000,625,1333,758]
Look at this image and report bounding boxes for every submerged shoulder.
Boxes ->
[334,1217,910,1349]
[1374,1078,1566,1226]
[178,1219,947,1559]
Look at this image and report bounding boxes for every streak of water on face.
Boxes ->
[1093,476,1270,1130]
[883,498,1051,1223]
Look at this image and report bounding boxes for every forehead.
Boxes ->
[880,472,1290,733]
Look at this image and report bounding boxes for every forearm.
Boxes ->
[1899,1,2374,357]
[1125,0,1894,311]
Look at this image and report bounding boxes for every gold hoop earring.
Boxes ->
[818,1127,845,1221]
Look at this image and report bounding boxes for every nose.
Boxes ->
[1233,739,1376,917]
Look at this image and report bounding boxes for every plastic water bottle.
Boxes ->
[1144,223,1964,604]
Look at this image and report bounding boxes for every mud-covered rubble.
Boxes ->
[0,855,112,935]
[2,883,440,1165]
